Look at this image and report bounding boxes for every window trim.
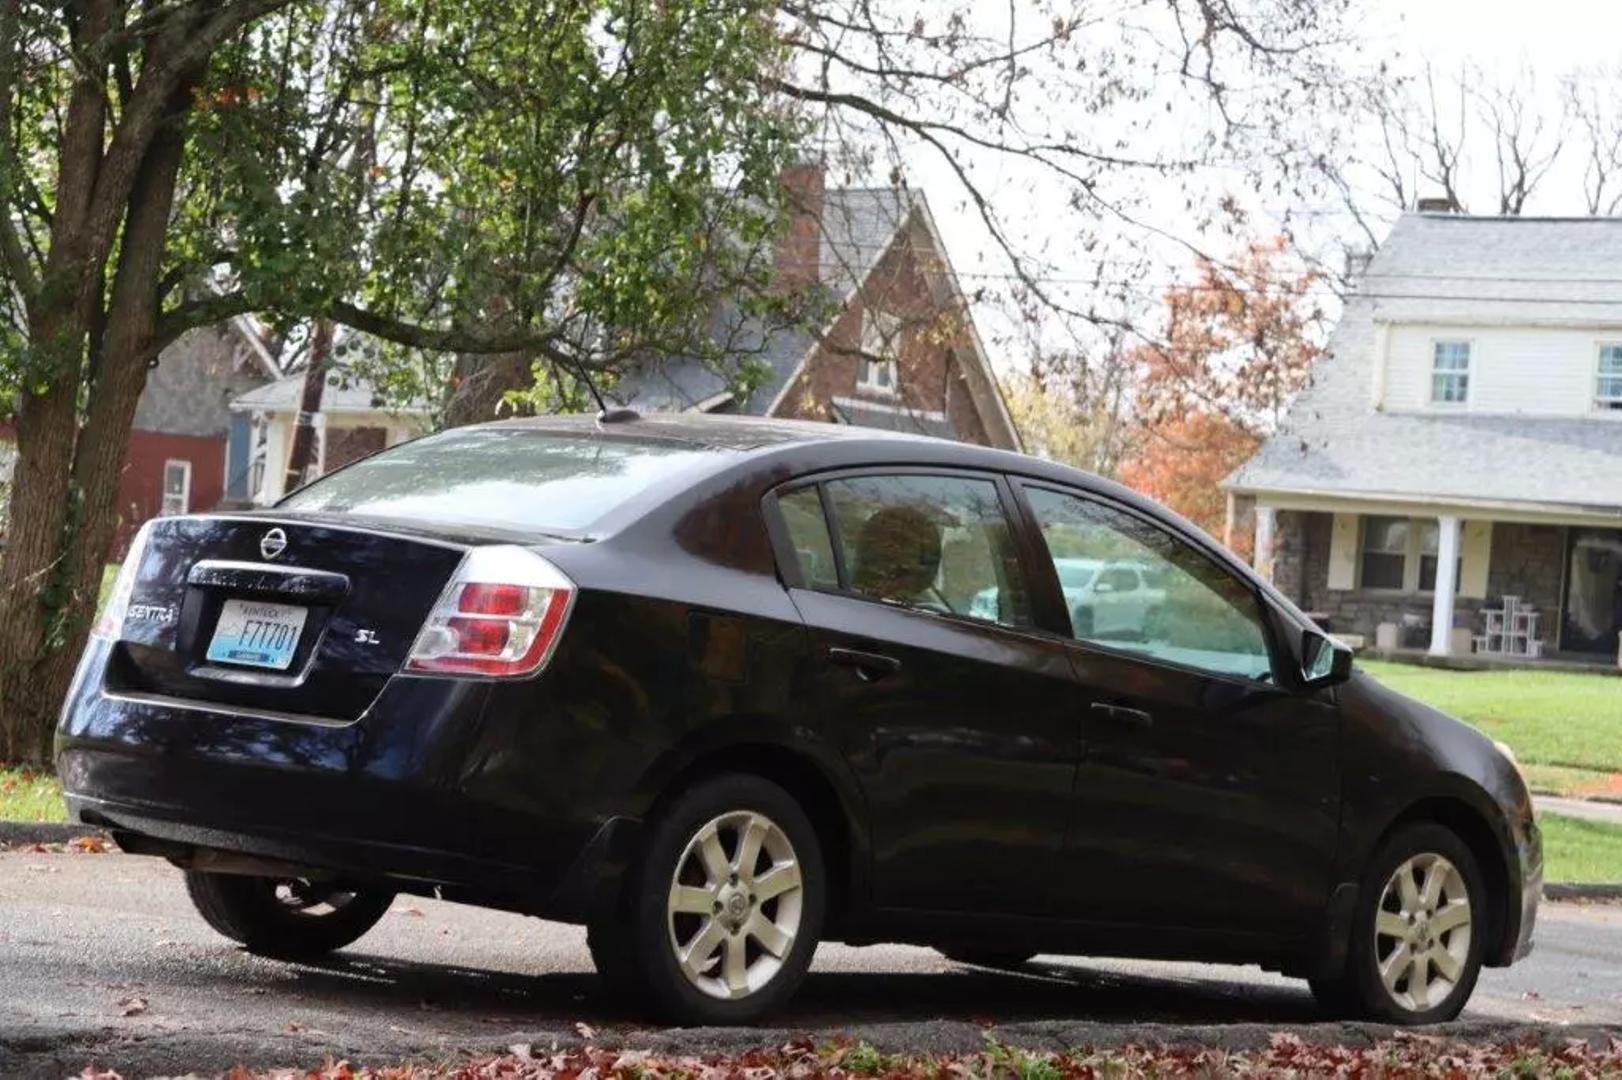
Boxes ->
[856,309,902,396]
[761,466,1038,633]
[160,458,192,517]
[1428,338,1472,407]
[1597,343,1622,413]
[1010,479,1286,688]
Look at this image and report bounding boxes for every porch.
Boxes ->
[1234,493,1622,667]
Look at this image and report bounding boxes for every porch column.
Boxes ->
[1254,505,1277,583]
[1429,515,1462,656]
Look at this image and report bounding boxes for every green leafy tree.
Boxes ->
[0,0,801,763]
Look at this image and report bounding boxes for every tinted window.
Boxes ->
[1361,516,1408,590]
[821,474,1030,628]
[777,486,839,590]
[280,429,725,532]
[1024,486,1273,682]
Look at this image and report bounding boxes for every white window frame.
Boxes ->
[1430,339,1471,406]
[160,459,192,517]
[1597,343,1622,412]
[857,309,901,396]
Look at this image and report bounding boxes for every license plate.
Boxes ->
[206,599,309,671]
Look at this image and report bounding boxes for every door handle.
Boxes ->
[826,646,902,681]
[1089,701,1154,728]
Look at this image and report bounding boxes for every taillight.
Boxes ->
[405,546,575,678]
[93,522,154,641]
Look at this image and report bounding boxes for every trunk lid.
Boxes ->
[105,513,470,722]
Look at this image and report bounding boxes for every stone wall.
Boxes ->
[1274,511,1568,646]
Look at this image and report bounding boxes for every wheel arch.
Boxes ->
[1374,792,1518,967]
[634,735,869,935]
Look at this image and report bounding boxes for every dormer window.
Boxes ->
[858,309,900,395]
[1598,345,1622,412]
[1431,341,1471,404]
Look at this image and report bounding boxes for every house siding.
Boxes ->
[115,430,226,556]
[1383,323,1620,417]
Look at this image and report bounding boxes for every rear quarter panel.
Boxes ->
[454,462,866,866]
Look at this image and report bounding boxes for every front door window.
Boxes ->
[1023,485,1275,682]
[1563,529,1622,656]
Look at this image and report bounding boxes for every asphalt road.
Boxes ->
[3,851,1621,1077]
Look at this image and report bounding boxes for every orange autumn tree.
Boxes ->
[1119,237,1325,545]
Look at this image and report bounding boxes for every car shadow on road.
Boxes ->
[266,951,1322,1029]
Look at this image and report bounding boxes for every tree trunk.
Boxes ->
[443,350,536,428]
[0,56,199,767]
[0,364,86,765]
[283,319,335,489]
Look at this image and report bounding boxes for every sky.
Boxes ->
[882,0,1622,371]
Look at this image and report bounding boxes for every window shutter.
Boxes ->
[1459,521,1493,599]
[1327,513,1358,590]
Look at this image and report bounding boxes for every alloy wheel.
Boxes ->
[666,810,804,1001]
[1373,852,1473,1012]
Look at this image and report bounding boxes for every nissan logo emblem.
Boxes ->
[260,527,288,561]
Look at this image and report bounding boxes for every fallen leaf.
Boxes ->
[68,835,109,854]
[576,1022,597,1041]
[396,906,426,917]
[117,996,147,1017]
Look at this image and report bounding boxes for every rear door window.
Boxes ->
[773,473,1031,629]
[776,486,840,590]
[280,428,728,533]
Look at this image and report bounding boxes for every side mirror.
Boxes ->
[1301,629,1353,689]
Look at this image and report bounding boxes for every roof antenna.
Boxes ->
[571,357,639,424]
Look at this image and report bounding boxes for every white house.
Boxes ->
[228,367,431,505]
[1228,212,1622,664]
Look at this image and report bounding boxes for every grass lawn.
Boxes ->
[98,561,119,613]
[1541,813,1622,883]
[0,765,67,823]
[1358,660,1622,778]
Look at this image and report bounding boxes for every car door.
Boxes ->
[1015,482,1341,940]
[766,471,1082,917]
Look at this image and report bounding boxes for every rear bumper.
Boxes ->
[56,641,637,919]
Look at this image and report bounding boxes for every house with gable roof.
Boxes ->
[1228,211,1622,664]
[614,165,1020,450]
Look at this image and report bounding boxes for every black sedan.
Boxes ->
[57,414,1540,1025]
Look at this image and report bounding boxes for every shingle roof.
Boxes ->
[1229,213,1622,514]
[232,368,429,414]
[612,187,912,415]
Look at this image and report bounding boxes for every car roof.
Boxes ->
[488,411,933,451]
[479,410,1167,519]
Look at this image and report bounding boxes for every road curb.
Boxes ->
[0,821,106,846]
[1544,882,1622,902]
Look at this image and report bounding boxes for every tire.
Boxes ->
[595,773,826,1024]
[1310,822,1486,1024]
[937,948,1034,969]
[185,870,395,959]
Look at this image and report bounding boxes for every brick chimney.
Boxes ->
[775,161,825,293]
[1415,195,1461,214]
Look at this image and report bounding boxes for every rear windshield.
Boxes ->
[279,428,726,533]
